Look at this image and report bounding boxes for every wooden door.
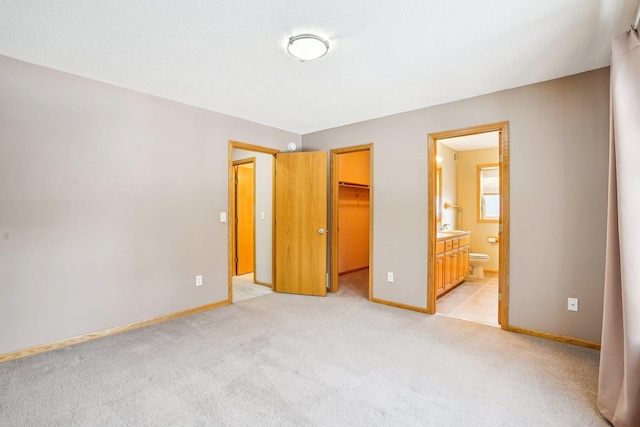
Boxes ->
[235,163,254,275]
[275,151,327,296]
[435,253,445,296]
[458,246,469,281]
[447,250,459,290]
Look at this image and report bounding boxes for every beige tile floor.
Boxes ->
[436,273,499,326]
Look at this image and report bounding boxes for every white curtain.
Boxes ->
[598,28,640,427]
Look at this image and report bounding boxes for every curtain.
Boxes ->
[598,28,640,427]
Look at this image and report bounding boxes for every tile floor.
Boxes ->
[436,273,499,326]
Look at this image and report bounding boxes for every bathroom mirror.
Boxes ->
[477,164,499,222]
[436,167,442,225]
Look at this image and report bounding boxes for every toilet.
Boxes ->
[469,253,490,279]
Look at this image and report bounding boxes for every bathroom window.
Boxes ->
[477,164,500,222]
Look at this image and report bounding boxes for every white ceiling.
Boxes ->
[1,0,637,134]
[440,131,499,152]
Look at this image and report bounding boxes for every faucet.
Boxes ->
[438,224,450,232]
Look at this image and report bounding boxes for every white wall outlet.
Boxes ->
[196,275,203,287]
[261,211,265,220]
[568,297,578,312]
[387,272,394,283]
[220,212,227,223]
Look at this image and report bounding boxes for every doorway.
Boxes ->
[228,141,278,303]
[427,123,510,329]
[329,144,373,299]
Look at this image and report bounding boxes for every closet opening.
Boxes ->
[329,145,373,299]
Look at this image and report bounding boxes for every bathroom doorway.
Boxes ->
[427,122,510,329]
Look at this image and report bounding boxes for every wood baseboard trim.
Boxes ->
[0,299,230,364]
[484,269,499,275]
[507,325,601,350]
[254,280,272,288]
[371,297,428,313]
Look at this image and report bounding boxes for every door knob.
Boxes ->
[318,228,325,234]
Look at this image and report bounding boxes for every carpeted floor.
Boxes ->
[0,276,606,426]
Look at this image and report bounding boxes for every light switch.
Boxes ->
[220,212,227,223]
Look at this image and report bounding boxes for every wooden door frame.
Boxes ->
[329,144,374,298]
[427,123,510,330]
[228,141,279,303]
[232,158,256,276]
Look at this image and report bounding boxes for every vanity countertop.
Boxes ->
[437,230,470,241]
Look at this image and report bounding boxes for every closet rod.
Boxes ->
[338,181,370,189]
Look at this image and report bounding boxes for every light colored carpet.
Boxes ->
[0,277,605,426]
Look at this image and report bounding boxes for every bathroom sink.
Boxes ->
[439,230,468,235]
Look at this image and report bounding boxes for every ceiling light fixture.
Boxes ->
[287,34,329,62]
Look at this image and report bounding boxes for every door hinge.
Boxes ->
[235,257,238,264]
[498,292,502,302]
[499,223,503,233]
[499,154,503,163]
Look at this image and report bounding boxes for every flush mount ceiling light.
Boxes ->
[287,34,329,62]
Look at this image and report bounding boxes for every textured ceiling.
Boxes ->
[0,0,637,134]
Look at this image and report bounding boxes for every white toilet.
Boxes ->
[469,253,490,279]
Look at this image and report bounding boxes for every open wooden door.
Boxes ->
[275,151,327,296]
[234,162,255,275]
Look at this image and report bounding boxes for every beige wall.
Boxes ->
[303,68,609,343]
[0,55,299,355]
[458,148,500,272]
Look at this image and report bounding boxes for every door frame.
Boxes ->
[232,158,256,276]
[329,144,374,298]
[228,141,279,303]
[427,122,510,329]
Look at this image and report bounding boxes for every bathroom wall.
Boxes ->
[458,148,500,272]
[437,142,458,230]
[232,149,274,285]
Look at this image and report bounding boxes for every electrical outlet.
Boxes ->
[387,272,394,283]
[196,275,203,287]
[220,212,226,223]
[567,297,578,312]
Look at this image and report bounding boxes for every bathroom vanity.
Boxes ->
[435,231,470,297]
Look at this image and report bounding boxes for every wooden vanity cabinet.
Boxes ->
[435,246,445,296]
[436,233,470,297]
